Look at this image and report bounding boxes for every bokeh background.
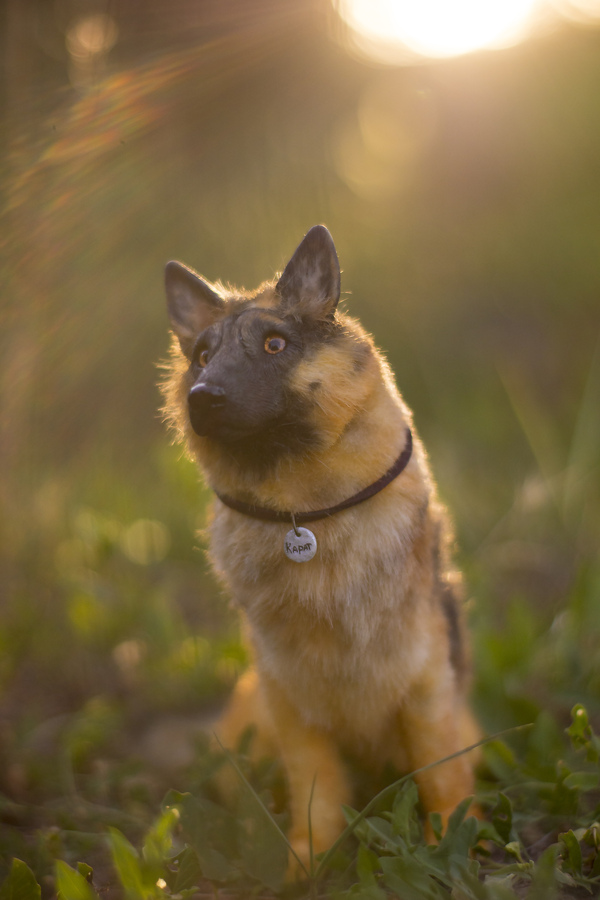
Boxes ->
[1,0,600,871]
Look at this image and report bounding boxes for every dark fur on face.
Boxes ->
[188,308,344,468]
[164,226,356,471]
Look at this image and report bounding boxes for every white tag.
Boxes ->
[284,526,317,562]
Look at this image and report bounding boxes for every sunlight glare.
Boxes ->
[337,0,541,62]
[66,14,118,61]
[553,0,600,22]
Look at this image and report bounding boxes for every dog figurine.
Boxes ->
[162,225,478,871]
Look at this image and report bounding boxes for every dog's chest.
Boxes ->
[253,587,430,740]
[208,498,430,732]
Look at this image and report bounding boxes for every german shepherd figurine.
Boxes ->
[162,225,478,871]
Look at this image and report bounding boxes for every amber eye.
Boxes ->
[198,349,209,367]
[264,335,287,355]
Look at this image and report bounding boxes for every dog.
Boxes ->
[161,225,479,871]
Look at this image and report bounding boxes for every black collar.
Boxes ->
[215,428,413,526]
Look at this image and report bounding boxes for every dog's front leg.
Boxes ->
[396,674,476,841]
[261,672,351,876]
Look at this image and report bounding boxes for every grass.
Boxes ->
[2,709,600,898]
[1,383,600,899]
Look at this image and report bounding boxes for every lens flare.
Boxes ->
[66,14,118,61]
[336,0,541,62]
[553,0,600,22]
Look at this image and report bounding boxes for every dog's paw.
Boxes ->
[286,832,320,882]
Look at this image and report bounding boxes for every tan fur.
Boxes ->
[161,235,479,874]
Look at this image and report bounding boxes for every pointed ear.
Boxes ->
[275,225,341,318]
[165,260,225,358]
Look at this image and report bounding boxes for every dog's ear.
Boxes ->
[276,225,341,318]
[165,261,225,358]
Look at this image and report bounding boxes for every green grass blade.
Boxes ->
[308,773,317,879]
[212,733,310,879]
[564,334,600,524]
[497,364,562,508]
[314,723,533,882]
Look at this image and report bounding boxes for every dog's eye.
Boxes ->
[264,335,286,355]
[198,349,209,367]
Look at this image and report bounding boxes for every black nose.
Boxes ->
[188,383,226,436]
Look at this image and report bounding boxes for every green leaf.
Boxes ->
[355,844,380,883]
[197,847,233,884]
[491,792,513,844]
[474,820,505,846]
[526,711,565,779]
[390,781,420,843]
[476,874,520,900]
[107,828,153,900]
[567,704,591,746]
[432,799,479,863]
[162,789,190,808]
[563,770,599,791]
[0,859,41,900]
[428,812,443,843]
[527,845,559,900]
[567,704,600,762]
[582,822,600,849]
[504,842,525,863]
[55,862,99,900]
[177,794,239,883]
[380,855,447,900]
[170,848,201,894]
[360,816,402,853]
[339,882,386,900]
[446,796,473,833]
[449,817,479,866]
[342,804,360,827]
[143,808,178,869]
[591,847,600,879]
[559,830,583,876]
[75,864,93,884]
[237,791,287,891]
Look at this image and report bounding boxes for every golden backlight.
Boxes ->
[336,0,541,62]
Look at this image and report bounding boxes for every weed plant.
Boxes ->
[2,708,600,898]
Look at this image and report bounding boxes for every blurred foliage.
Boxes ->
[1,0,600,895]
[3,708,600,897]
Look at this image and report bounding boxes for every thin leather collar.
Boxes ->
[215,427,413,526]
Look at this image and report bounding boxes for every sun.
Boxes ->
[336,0,541,62]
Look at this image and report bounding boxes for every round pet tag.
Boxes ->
[284,526,317,563]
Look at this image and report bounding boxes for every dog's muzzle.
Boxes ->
[188,382,226,436]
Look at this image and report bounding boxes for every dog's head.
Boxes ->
[164,226,381,469]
